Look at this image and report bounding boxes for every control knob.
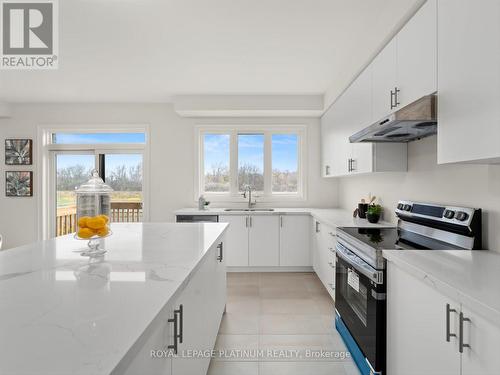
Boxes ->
[444,210,455,219]
[455,211,469,221]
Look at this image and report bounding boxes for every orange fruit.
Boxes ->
[98,214,109,224]
[96,227,109,237]
[87,216,106,230]
[78,216,91,228]
[77,228,94,239]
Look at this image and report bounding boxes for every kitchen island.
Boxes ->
[0,222,228,375]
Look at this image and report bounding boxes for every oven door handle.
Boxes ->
[335,243,384,284]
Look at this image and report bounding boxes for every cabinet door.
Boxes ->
[249,215,280,266]
[218,215,249,266]
[121,305,173,375]
[437,0,500,164]
[312,220,321,274]
[330,94,354,177]
[397,0,437,109]
[372,38,398,121]
[279,215,311,267]
[387,262,460,375]
[320,106,335,177]
[461,306,500,375]
[172,244,225,375]
[345,67,374,175]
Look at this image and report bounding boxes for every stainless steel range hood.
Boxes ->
[349,95,437,143]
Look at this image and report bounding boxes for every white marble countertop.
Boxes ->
[0,222,228,375]
[175,207,394,229]
[383,249,500,326]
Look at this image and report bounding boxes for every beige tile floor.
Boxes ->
[208,272,360,375]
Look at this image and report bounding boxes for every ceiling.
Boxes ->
[0,0,423,103]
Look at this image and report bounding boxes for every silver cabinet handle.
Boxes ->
[350,159,356,172]
[328,232,335,237]
[328,261,335,269]
[325,165,330,176]
[249,216,252,227]
[217,242,223,262]
[245,216,248,227]
[459,312,471,353]
[167,311,179,354]
[394,87,400,108]
[280,216,283,228]
[315,221,320,233]
[446,304,457,342]
[347,158,351,172]
[328,247,335,253]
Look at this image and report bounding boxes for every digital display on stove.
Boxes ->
[411,204,445,218]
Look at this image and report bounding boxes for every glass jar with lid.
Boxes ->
[75,169,113,255]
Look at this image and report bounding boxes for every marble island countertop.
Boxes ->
[383,249,500,326]
[0,222,228,375]
[175,207,394,229]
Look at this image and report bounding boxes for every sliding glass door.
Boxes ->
[53,151,143,237]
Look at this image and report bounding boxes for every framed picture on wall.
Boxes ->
[5,139,33,165]
[5,171,33,197]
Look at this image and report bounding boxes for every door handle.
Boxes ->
[315,221,320,233]
[167,311,179,354]
[175,304,183,344]
[347,158,351,172]
[217,242,223,262]
[459,312,471,353]
[325,165,330,175]
[394,87,400,108]
[446,304,457,342]
[245,216,248,227]
[280,216,283,228]
[249,216,252,227]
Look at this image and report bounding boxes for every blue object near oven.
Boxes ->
[335,241,386,375]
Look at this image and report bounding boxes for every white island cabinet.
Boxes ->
[387,258,500,375]
[0,223,228,375]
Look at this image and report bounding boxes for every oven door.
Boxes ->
[335,242,386,373]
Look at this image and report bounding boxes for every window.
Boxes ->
[238,134,264,193]
[203,134,230,192]
[41,126,148,240]
[272,134,298,193]
[52,132,146,144]
[198,126,305,201]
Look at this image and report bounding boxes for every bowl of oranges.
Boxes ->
[75,214,112,256]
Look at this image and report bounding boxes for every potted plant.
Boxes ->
[366,204,382,223]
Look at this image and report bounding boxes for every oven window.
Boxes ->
[338,262,369,327]
[345,271,368,326]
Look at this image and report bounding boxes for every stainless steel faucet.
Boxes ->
[242,185,256,209]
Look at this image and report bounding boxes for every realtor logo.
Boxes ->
[0,0,58,69]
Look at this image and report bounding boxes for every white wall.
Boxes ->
[337,136,500,252]
[0,103,337,249]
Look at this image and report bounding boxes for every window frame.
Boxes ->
[195,124,306,203]
[38,125,150,241]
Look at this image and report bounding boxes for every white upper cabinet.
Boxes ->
[372,38,398,121]
[397,0,437,109]
[437,0,500,164]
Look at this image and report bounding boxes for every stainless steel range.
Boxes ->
[334,200,482,375]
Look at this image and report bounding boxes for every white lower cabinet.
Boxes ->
[387,262,500,375]
[279,215,311,267]
[461,305,500,375]
[220,214,311,268]
[249,215,280,266]
[122,239,226,375]
[312,220,336,299]
[219,215,249,266]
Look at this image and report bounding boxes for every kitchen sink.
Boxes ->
[224,208,274,212]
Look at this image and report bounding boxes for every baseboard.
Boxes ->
[227,266,314,273]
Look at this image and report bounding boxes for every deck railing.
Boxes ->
[56,202,143,236]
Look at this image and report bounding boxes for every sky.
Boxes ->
[204,133,298,173]
[54,133,144,172]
